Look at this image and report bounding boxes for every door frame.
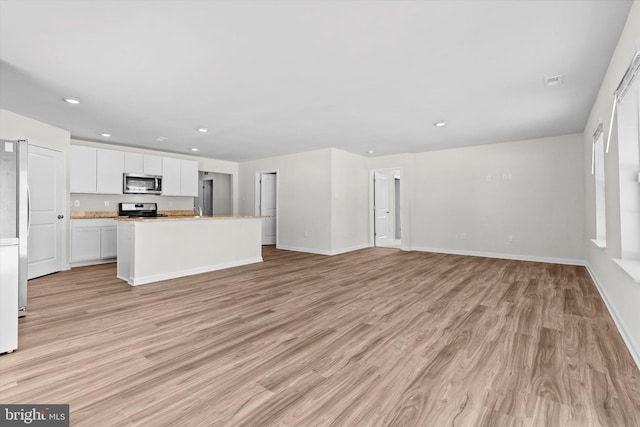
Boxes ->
[254,170,279,246]
[369,167,403,248]
[200,175,215,215]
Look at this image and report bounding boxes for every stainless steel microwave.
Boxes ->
[123,173,162,195]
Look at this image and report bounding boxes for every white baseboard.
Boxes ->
[411,246,585,266]
[585,263,640,371]
[276,245,332,255]
[70,258,116,268]
[329,243,370,255]
[276,243,369,256]
[127,257,263,286]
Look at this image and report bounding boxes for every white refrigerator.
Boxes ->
[0,139,28,353]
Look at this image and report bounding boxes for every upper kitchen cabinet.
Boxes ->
[161,157,181,196]
[96,149,124,194]
[124,153,164,176]
[70,144,197,197]
[124,152,143,174]
[70,145,97,193]
[181,159,198,197]
[143,155,163,176]
[161,157,198,196]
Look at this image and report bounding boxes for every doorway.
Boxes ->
[255,172,277,245]
[197,171,232,216]
[372,168,401,248]
[202,180,214,216]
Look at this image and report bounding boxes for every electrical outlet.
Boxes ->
[104,201,109,207]
[508,234,514,242]
[73,200,80,207]
[460,232,467,240]
[304,231,309,237]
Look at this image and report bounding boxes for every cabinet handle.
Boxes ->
[58,214,64,219]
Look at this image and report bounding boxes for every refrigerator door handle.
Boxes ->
[27,185,31,235]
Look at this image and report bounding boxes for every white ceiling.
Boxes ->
[0,0,633,162]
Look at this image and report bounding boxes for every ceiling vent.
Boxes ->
[544,75,563,87]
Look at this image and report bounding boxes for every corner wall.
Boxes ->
[239,149,333,253]
[331,149,369,253]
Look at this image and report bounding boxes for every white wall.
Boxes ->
[582,0,640,366]
[0,109,71,268]
[331,149,369,253]
[410,134,585,263]
[239,149,333,253]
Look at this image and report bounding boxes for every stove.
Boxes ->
[118,202,168,218]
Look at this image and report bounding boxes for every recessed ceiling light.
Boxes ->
[63,97,80,104]
[100,133,111,137]
[197,128,208,133]
[434,121,447,127]
[156,136,168,141]
[191,148,199,152]
[367,150,375,154]
[544,75,563,87]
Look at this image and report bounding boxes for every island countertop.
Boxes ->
[113,215,264,222]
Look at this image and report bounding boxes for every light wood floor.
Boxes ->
[1,247,639,426]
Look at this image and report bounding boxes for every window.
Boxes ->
[610,51,640,281]
[591,122,606,248]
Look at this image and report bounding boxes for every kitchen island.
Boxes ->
[115,216,263,285]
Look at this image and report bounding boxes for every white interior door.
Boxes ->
[374,172,390,246]
[260,173,277,245]
[28,144,64,279]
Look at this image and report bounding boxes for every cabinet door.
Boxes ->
[180,160,199,196]
[143,155,163,175]
[162,157,181,196]
[70,146,96,193]
[100,227,117,258]
[71,227,101,262]
[124,152,144,173]
[96,149,124,194]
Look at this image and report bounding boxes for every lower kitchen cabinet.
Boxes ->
[71,219,117,265]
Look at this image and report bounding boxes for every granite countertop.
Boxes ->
[113,215,263,222]
[70,210,194,219]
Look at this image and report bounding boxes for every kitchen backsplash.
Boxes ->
[70,193,194,212]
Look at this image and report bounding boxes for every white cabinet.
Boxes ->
[161,157,198,196]
[181,159,199,196]
[71,146,123,194]
[162,157,182,196]
[124,152,144,173]
[70,144,197,197]
[143,155,163,175]
[124,153,163,176]
[96,149,124,194]
[70,145,97,193]
[71,219,117,265]
[100,227,117,258]
[71,227,101,261]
